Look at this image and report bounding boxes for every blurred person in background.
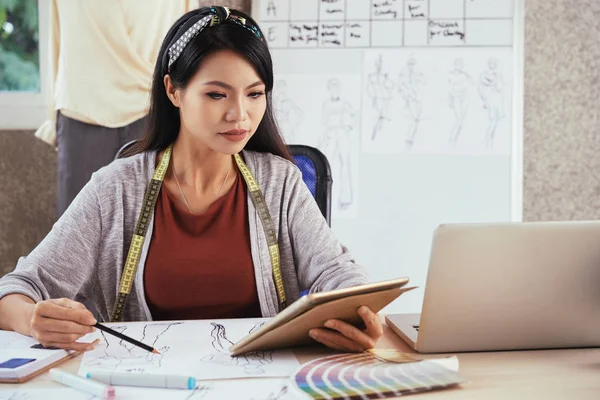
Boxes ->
[35,0,198,218]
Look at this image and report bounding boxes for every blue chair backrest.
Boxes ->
[293,154,318,198]
[288,145,332,226]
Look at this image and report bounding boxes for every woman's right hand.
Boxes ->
[30,298,100,352]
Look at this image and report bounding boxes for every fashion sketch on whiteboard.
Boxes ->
[366,54,395,141]
[398,55,426,150]
[478,58,505,149]
[273,80,304,143]
[320,78,356,211]
[448,58,473,145]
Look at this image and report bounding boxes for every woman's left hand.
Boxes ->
[308,306,383,352]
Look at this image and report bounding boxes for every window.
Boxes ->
[0,0,40,92]
[0,0,48,130]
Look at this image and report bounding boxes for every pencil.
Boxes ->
[93,323,160,354]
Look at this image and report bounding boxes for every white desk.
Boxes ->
[2,322,599,399]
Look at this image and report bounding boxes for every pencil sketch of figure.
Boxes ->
[84,323,179,372]
[273,80,304,143]
[398,55,426,150]
[478,57,505,149]
[320,78,356,210]
[366,54,395,141]
[200,323,274,375]
[448,58,473,144]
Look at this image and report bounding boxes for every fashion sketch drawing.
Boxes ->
[447,57,473,144]
[320,78,356,210]
[478,57,505,149]
[273,80,304,143]
[366,54,395,141]
[398,55,426,150]
[199,322,274,375]
[82,322,181,372]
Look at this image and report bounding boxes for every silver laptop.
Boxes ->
[386,221,600,353]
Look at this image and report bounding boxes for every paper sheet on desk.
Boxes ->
[0,378,297,400]
[78,319,299,380]
[0,388,92,400]
[368,349,460,372]
[0,331,39,349]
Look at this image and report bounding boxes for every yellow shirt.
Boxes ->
[36,0,196,146]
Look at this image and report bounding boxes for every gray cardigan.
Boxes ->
[0,150,368,322]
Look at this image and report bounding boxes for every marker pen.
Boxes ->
[50,369,115,399]
[87,371,196,390]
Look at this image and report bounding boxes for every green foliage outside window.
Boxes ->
[0,0,39,91]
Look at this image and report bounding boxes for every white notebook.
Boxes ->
[0,331,76,383]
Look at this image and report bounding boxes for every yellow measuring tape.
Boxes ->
[110,145,287,322]
[234,153,287,310]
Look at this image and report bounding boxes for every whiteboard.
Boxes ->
[252,0,524,314]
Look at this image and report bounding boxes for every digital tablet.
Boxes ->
[230,277,416,356]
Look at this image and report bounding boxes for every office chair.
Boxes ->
[115,141,332,226]
[287,144,332,226]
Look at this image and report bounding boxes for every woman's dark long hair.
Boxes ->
[124,6,293,162]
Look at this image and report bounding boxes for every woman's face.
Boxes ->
[165,49,267,155]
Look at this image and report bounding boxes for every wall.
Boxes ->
[1,0,599,276]
[0,131,56,276]
[523,1,600,220]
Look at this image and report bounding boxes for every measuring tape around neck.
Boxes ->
[110,145,287,322]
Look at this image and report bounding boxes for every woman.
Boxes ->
[0,7,382,354]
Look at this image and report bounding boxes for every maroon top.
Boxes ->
[144,172,262,320]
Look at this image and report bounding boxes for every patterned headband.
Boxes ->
[167,6,262,72]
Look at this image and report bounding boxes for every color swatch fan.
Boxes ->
[292,352,464,399]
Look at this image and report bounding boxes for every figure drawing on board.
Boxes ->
[366,54,394,141]
[273,80,304,143]
[320,78,356,211]
[447,57,473,145]
[398,55,426,150]
[478,57,505,149]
